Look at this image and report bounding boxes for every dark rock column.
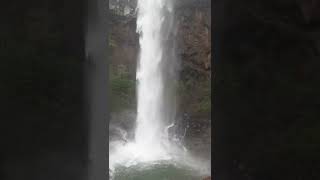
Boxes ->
[0,0,88,179]
[213,0,320,179]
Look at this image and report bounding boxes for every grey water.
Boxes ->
[112,161,203,180]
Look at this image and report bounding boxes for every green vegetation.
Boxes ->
[109,34,117,48]
[110,65,136,112]
[177,70,211,114]
[197,95,211,113]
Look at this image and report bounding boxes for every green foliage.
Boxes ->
[177,73,211,114]
[109,34,117,48]
[110,65,136,112]
[195,81,211,113]
[111,76,135,96]
[197,95,211,113]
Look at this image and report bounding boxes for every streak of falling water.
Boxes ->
[134,0,181,162]
[109,0,175,168]
[135,0,169,150]
[134,0,178,160]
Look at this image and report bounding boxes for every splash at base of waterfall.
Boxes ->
[109,122,210,178]
[109,135,210,179]
[109,139,174,170]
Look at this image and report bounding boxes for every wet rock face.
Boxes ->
[176,4,211,77]
[109,14,139,79]
[185,116,211,161]
[175,0,210,8]
[174,2,212,159]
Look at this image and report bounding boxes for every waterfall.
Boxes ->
[134,0,175,160]
[109,0,210,178]
[109,0,177,170]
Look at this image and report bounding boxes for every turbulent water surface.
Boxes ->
[112,161,203,180]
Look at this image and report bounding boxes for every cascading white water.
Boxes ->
[109,0,174,167]
[109,0,210,178]
[134,0,175,160]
